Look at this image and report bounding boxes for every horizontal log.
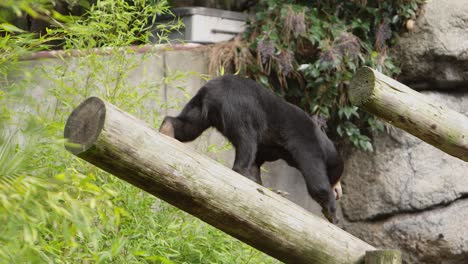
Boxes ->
[349,67,468,162]
[64,97,375,264]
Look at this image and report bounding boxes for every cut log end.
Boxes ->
[64,97,106,154]
[349,66,376,106]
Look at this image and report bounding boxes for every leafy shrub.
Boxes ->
[0,1,278,263]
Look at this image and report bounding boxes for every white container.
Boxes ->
[154,7,248,44]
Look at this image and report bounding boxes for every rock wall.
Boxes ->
[339,1,468,263]
[340,92,468,263]
[395,0,468,83]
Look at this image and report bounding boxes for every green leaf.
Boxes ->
[51,10,73,23]
[0,23,25,33]
[145,256,176,264]
[259,75,269,87]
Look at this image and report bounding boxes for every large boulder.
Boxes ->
[342,92,468,221]
[395,0,468,83]
[342,198,468,264]
[340,91,468,263]
[338,2,468,262]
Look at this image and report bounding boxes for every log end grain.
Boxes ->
[64,97,106,154]
[349,66,376,106]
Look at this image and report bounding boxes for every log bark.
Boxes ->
[349,67,468,162]
[365,250,401,264]
[64,97,375,264]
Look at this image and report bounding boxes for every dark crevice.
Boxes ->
[403,80,468,92]
[348,192,468,223]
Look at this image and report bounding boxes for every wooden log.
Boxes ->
[365,250,401,264]
[349,66,468,162]
[64,97,376,264]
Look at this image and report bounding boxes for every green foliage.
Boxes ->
[52,0,179,48]
[0,1,277,263]
[0,0,57,22]
[236,0,423,150]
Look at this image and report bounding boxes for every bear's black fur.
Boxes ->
[159,75,343,223]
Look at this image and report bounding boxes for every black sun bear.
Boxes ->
[159,75,343,223]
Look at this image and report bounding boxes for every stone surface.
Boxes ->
[341,92,468,222]
[262,160,323,214]
[342,198,468,264]
[163,48,210,116]
[340,91,468,263]
[395,0,468,82]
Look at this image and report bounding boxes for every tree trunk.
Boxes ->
[349,67,468,162]
[64,97,376,264]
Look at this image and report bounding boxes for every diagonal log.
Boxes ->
[349,67,468,162]
[64,96,376,264]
